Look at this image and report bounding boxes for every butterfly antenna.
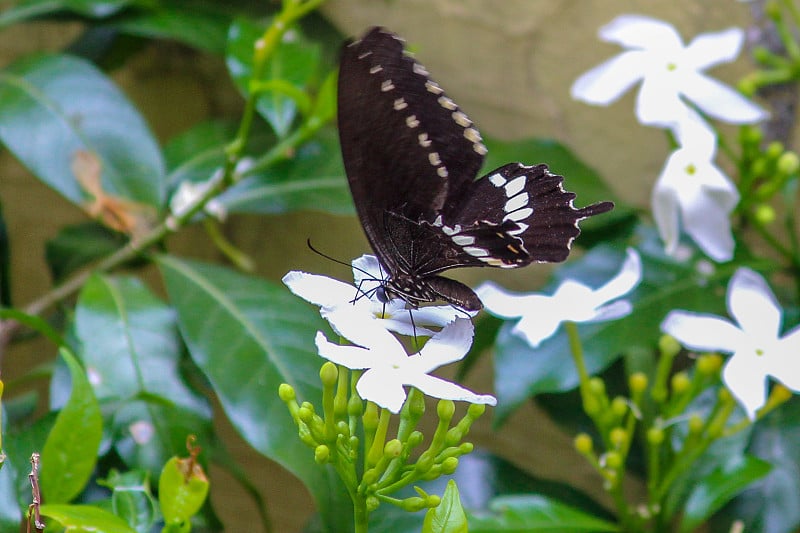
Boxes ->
[306,239,386,304]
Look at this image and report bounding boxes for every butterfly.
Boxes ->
[337,27,613,312]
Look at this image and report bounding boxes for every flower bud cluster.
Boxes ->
[279,365,486,518]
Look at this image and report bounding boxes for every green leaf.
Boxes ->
[711,398,800,532]
[109,3,233,54]
[468,494,619,532]
[423,480,468,533]
[0,0,131,26]
[70,274,208,415]
[40,348,103,504]
[39,503,136,532]
[45,222,127,282]
[227,17,322,137]
[159,455,209,527]
[492,225,737,423]
[156,254,353,531]
[679,454,771,533]
[100,469,157,533]
[218,127,351,214]
[0,200,10,307]
[0,54,165,207]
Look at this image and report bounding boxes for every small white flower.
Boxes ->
[652,116,739,262]
[315,317,496,413]
[477,249,641,348]
[170,179,227,221]
[283,254,467,337]
[571,14,767,128]
[661,268,800,419]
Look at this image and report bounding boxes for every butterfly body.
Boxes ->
[338,27,613,311]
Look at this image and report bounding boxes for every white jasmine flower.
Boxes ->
[170,178,227,221]
[661,268,800,419]
[315,317,496,413]
[571,14,767,128]
[476,248,641,348]
[283,254,468,337]
[652,116,739,262]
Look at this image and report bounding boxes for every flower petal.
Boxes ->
[571,51,649,105]
[591,248,642,305]
[409,373,497,407]
[314,332,375,369]
[352,254,387,296]
[598,15,683,49]
[652,168,682,255]
[357,368,408,413]
[636,74,687,126]
[587,300,633,323]
[681,182,738,262]
[324,307,403,356]
[282,271,359,310]
[476,282,534,319]
[683,27,743,70]
[726,268,781,339]
[680,72,768,124]
[415,318,474,372]
[723,350,769,419]
[770,326,800,390]
[661,310,744,353]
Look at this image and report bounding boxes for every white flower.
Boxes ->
[283,255,467,337]
[169,179,227,221]
[661,268,800,419]
[571,14,767,128]
[476,248,641,348]
[652,116,740,262]
[315,316,496,413]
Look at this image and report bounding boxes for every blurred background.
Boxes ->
[0,1,756,531]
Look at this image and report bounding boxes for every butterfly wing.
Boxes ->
[337,27,488,273]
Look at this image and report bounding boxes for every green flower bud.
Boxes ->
[297,405,313,423]
[408,431,424,448]
[609,427,627,449]
[658,335,681,358]
[384,439,402,458]
[437,400,455,422]
[314,445,330,464]
[588,377,606,396]
[348,394,364,417]
[688,414,704,435]
[458,442,473,454]
[278,383,295,402]
[467,402,486,418]
[336,421,350,439]
[777,151,800,175]
[574,433,593,455]
[611,397,628,418]
[401,497,427,512]
[697,354,723,376]
[739,124,763,146]
[604,451,623,469]
[754,204,776,226]
[646,427,664,445]
[671,372,691,395]
[362,468,379,486]
[440,456,458,475]
[415,451,435,474]
[426,495,441,508]
[766,140,784,160]
[629,372,648,394]
[319,362,338,386]
[366,496,380,512]
[445,427,463,447]
[363,402,379,430]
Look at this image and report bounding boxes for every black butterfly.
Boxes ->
[337,27,613,312]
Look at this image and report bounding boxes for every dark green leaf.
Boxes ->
[0,54,165,207]
[69,274,208,415]
[100,469,157,533]
[492,225,737,423]
[39,503,136,532]
[468,494,619,532]
[218,127,351,215]
[40,348,103,504]
[712,398,800,533]
[227,17,322,136]
[156,254,353,531]
[0,0,131,26]
[680,454,771,533]
[423,480,468,533]
[45,222,127,282]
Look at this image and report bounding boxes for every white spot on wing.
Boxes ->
[505,207,533,222]
[464,127,482,143]
[452,235,475,246]
[426,80,443,94]
[428,152,442,166]
[508,222,529,235]
[393,98,408,110]
[438,96,457,110]
[474,143,488,155]
[505,175,526,197]
[357,51,372,59]
[369,65,383,74]
[413,63,429,76]
[504,193,529,213]
[488,173,506,187]
[406,115,420,128]
[452,111,471,127]
[464,246,489,257]
[437,167,449,177]
[381,80,395,92]
[418,133,431,147]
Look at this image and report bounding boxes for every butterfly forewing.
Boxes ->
[337,27,614,310]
